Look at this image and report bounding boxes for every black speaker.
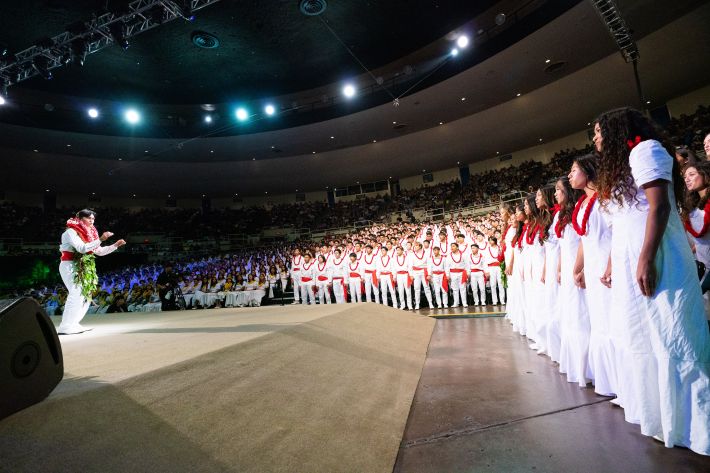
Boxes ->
[0,297,64,420]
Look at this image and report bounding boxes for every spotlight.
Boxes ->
[264,104,276,116]
[235,107,249,121]
[204,114,212,123]
[71,39,88,66]
[0,96,5,106]
[31,57,53,80]
[87,108,99,118]
[450,48,459,57]
[124,108,140,124]
[108,22,129,50]
[178,1,196,21]
[456,35,469,48]
[342,84,356,98]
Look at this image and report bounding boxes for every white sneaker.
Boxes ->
[443,304,448,308]
[463,304,468,308]
[451,304,459,308]
[291,301,299,305]
[415,305,420,310]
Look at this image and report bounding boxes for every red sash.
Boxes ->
[432,270,448,292]
[450,268,468,284]
[380,271,395,288]
[60,251,78,261]
[333,277,348,300]
[364,269,378,287]
[301,277,313,282]
[317,275,329,282]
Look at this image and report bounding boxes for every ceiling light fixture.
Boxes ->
[342,83,356,98]
[87,108,99,118]
[124,108,140,124]
[264,104,276,116]
[236,107,249,121]
[456,35,469,48]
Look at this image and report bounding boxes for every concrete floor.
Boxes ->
[393,317,710,473]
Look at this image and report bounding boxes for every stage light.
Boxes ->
[204,114,213,123]
[31,57,53,80]
[456,35,469,48]
[342,84,356,98]
[264,104,276,116]
[235,107,249,121]
[178,1,196,21]
[108,22,129,50]
[71,39,88,66]
[87,108,99,118]
[124,109,140,124]
[0,96,5,106]
[450,48,459,57]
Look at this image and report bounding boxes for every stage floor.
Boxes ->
[1,305,708,472]
[394,317,710,472]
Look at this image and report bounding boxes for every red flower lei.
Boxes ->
[66,217,99,243]
[514,224,527,249]
[571,193,597,236]
[525,223,542,245]
[554,214,566,239]
[684,200,710,238]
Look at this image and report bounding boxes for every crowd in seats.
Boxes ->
[4,208,507,315]
[2,104,709,245]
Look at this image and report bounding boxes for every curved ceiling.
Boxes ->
[0,0,582,137]
[1,0,709,198]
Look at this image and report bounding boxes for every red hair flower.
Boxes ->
[626,135,642,150]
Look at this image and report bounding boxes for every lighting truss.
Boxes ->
[0,0,221,89]
[590,0,639,63]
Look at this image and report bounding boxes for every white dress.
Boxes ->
[557,219,591,386]
[525,228,546,347]
[503,226,516,323]
[542,214,561,362]
[510,237,528,336]
[687,208,710,320]
[578,197,617,397]
[607,139,710,454]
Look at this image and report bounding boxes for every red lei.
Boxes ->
[554,214,566,239]
[571,193,597,236]
[524,223,542,245]
[684,201,710,238]
[66,217,99,243]
[514,224,527,249]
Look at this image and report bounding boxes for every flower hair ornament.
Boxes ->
[626,135,642,150]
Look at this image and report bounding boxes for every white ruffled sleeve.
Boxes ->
[629,139,672,187]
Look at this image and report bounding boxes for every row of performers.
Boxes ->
[288,240,505,309]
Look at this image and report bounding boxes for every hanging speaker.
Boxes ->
[0,297,64,420]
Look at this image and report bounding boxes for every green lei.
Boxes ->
[500,260,508,289]
[74,253,98,300]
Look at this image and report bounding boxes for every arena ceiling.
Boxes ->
[1,0,709,197]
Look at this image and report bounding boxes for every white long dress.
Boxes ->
[503,226,516,324]
[542,213,562,362]
[557,219,591,386]
[687,208,710,319]
[525,227,546,347]
[607,139,710,454]
[578,197,617,397]
[510,237,528,336]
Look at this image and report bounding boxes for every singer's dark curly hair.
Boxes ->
[595,107,683,210]
[555,177,582,230]
[681,161,710,218]
[537,185,556,238]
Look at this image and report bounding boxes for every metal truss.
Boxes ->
[590,0,639,63]
[0,0,221,91]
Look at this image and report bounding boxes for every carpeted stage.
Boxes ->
[1,304,709,473]
[0,304,434,473]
